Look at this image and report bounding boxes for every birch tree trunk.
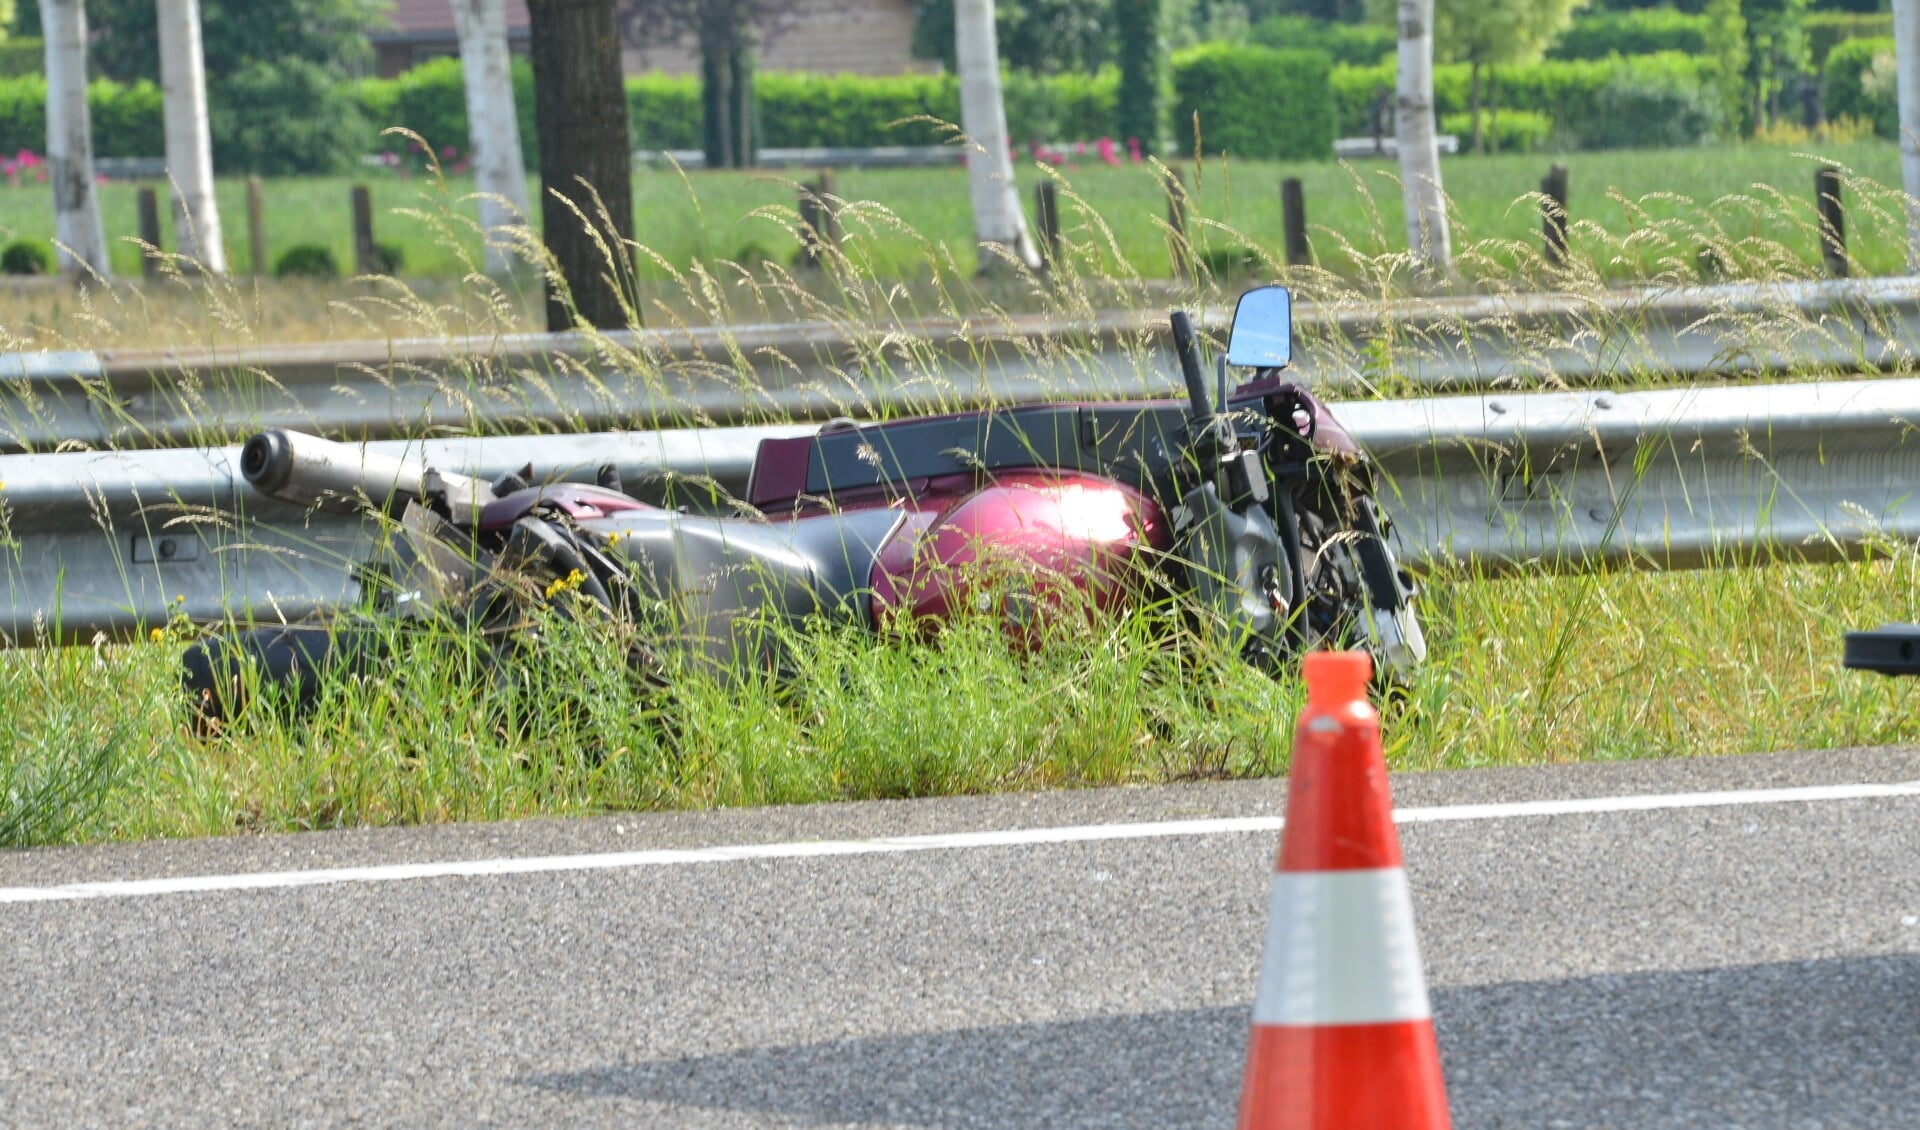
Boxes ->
[1897,0,1920,270]
[43,0,108,277]
[157,0,226,274]
[452,0,532,275]
[954,0,1040,272]
[1396,0,1451,274]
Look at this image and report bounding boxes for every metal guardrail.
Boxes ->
[6,277,1920,455]
[3,376,1916,644]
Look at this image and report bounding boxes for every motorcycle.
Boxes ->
[184,287,1425,722]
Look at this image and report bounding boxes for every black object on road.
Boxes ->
[1843,624,1920,676]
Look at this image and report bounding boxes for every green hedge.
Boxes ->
[1439,109,1554,153]
[0,37,40,78]
[1248,16,1394,67]
[355,56,540,165]
[1806,12,1893,67]
[1547,10,1711,60]
[355,63,1124,155]
[1822,36,1896,138]
[1169,44,1335,160]
[755,72,960,148]
[1332,52,1724,150]
[0,75,163,158]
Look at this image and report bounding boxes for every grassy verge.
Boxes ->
[4,547,1917,849]
[0,140,1906,288]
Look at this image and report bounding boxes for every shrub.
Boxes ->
[1331,52,1723,149]
[89,78,164,158]
[212,59,370,175]
[1548,10,1711,60]
[358,56,541,168]
[371,241,404,275]
[1248,16,1394,67]
[273,243,340,279]
[1198,244,1261,280]
[1822,36,1896,139]
[1,238,52,276]
[1171,44,1335,160]
[1440,109,1555,154]
[0,37,41,78]
[1580,65,1725,149]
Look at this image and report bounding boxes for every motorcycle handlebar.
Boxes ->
[1169,310,1212,421]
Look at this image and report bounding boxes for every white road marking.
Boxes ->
[4,780,1919,905]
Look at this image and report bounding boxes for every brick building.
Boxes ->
[372,0,929,79]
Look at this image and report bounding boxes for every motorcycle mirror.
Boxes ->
[1225,285,1293,369]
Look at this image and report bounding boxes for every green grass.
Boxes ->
[1,137,1917,850]
[5,546,1918,848]
[0,139,1905,284]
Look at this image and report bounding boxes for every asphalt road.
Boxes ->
[3,746,1919,1129]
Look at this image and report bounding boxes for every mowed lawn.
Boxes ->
[0,140,1904,282]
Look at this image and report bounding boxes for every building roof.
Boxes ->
[376,0,531,41]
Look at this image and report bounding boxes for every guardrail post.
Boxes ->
[797,171,838,270]
[351,185,377,275]
[1816,165,1848,278]
[1036,180,1062,269]
[1281,177,1310,267]
[246,175,267,277]
[137,186,162,278]
[1165,166,1191,279]
[1540,163,1569,268]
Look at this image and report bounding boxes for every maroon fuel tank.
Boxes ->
[867,470,1170,633]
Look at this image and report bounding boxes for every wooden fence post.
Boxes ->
[246,175,267,277]
[1036,181,1061,268]
[1816,165,1848,278]
[1540,163,1569,268]
[136,186,162,278]
[351,185,377,275]
[797,170,838,270]
[1281,177,1309,267]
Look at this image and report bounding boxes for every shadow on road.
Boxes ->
[522,953,1920,1128]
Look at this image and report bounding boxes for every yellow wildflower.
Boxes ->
[544,568,587,599]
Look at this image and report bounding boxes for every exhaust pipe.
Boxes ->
[240,429,484,516]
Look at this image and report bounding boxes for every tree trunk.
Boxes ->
[1113,0,1163,157]
[1396,0,1450,274]
[157,0,226,274]
[1487,66,1499,156]
[730,42,755,169]
[451,0,532,275]
[1899,0,1920,270]
[1469,59,1482,155]
[528,0,636,331]
[700,26,732,170]
[955,0,1040,272]
[43,0,108,277]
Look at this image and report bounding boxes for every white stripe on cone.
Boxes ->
[1251,868,1432,1026]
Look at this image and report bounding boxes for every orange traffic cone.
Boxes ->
[1237,650,1450,1130]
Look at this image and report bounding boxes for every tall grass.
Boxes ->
[0,136,1917,847]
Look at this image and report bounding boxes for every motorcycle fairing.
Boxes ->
[597,505,907,665]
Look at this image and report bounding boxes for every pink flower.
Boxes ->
[1096,137,1119,167]
[1127,137,1143,163]
[441,145,457,158]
